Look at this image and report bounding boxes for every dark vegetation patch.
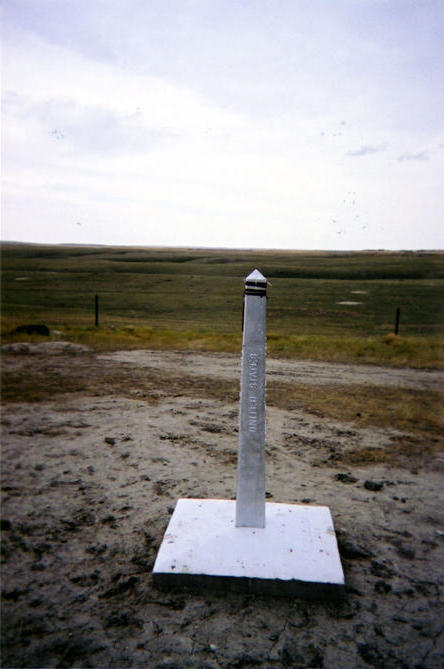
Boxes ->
[12,324,50,336]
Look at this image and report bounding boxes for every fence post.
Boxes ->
[95,294,99,328]
[394,307,400,335]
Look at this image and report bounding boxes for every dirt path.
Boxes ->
[1,348,444,668]
[100,349,444,391]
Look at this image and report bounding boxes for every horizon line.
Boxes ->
[1,240,443,254]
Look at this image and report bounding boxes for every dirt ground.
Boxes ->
[1,345,444,669]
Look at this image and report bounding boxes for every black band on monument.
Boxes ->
[244,287,267,296]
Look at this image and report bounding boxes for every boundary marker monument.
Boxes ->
[153,270,344,597]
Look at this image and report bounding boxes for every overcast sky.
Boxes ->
[2,0,444,250]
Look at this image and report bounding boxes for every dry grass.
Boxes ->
[267,381,443,434]
[267,333,444,369]
[3,323,443,369]
[341,435,440,467]
[267,381,444,467]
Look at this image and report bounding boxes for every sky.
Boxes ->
[2,0,444,250]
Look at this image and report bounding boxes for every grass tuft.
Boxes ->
[267,333,444,368]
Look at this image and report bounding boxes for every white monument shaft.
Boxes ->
[152,269,345,598]
[236,269,267,528]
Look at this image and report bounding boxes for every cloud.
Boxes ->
[346,144,387,157]
[3,91,176,157]
[2,3,444,250]
[397,151,430,162]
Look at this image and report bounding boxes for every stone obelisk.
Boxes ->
[236,269,267,528]
[153,268,345,598]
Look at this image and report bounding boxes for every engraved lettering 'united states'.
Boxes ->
[247,353,258,432]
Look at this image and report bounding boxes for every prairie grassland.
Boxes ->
[2,243,443,367]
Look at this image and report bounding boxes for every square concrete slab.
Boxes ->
[153,498,345,598]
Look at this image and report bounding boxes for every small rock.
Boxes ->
[105,437,116,446]
[370,560,395,579]
[202,423,224,434]
[337,532,372,560]
[39,342,89,354]
[29,598,43,608]
[374,580,392,594]
[364,480,384,491]
[33,542,52,557]
[100,575,139,599]
[86,543,107,556]
[2,587,29,601]
[395,545,415,560]
[336,472,358,484]
[2,342,32,353]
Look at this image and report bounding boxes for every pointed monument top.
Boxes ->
[244,269,267,297]
[245,269,266,284]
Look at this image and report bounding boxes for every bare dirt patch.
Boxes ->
[99,349,444,391]
[1,348,444,668]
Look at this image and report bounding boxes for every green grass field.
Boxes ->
[2,243,444,367]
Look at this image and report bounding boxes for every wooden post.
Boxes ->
[95,294,99,328]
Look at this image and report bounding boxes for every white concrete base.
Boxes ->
[153,499,345,598]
